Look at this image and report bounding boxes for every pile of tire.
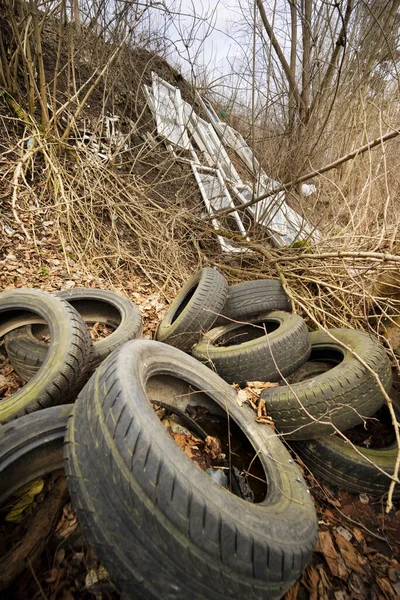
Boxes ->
[0,283,318,599]
[156,267,398,501]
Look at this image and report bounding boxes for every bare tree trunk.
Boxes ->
[300,0,311,124]
[30,0,49,127]
[256,0,303,113]
[70,0,81,32]
[308,0,354,121]
[288,0,297,132]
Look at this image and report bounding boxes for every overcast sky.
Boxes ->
[161,0,246,78]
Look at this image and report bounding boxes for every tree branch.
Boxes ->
[256,0,304,112]
[308,0,353,120]
[271,250,400,265]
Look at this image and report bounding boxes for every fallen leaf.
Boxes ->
[305,565,320,600]
[5,478,44,522]
[205,436,221,459]
[284,581,299,599]
[334,532,366,575]
[316,564,331,599]
[246,381,280,390]
[316,530,346,579]
[376,576,397,599]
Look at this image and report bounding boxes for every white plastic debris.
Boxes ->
[144,74,318,249]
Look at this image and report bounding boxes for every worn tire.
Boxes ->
[0,405,70,504]
[156,268,228,352]
[191,311,311,384]
[261,329,393,440]
[215,279,291,326]
[65,339,317,600]
[291,420,400,499]
[5,288,142,378]
[0,288,93,422]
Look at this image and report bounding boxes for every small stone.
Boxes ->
[207,468,228,488]
[336,526,352,541]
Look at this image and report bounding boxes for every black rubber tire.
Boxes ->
[156,268,229,352]
[291,424,400,499]
[215,279,291,326]
[191,311,311,385]
[287,360,340,384]
[0,405,70,505]
[261,329,393,440]
[65,339,317,600]
[0,288,93,423]
[4,288,142,379]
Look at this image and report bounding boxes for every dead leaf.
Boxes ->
[5,478,44,522]
[246,381,280,390]
[316,564,331,599]
[204,436,221,459]
[257,398,265,418]
[376,576,397,599]
[316,530,344,579]
[306,565,320,600]
[284,581,299,599]
[334,532,367,575]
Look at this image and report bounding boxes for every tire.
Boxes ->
[261,329,393,440]
[191,311,311,385]
[65,339,317,600]
[291,418,400,499]
[156,268,229,352]
[0,288,93,423]
[0,405,70,505]
[215,279,291,326]
[5,288,142,378]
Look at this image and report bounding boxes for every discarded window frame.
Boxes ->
[144,74,318,250]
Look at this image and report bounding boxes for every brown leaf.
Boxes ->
[172,432,197,452]
[257,398,265,418]
[45,568,61,583]
[204,436,221,459]
[246,381,280,390]
[284,581,299,599]
[316,530,347,580]
[376,577,397,599]
[306,565,320,600]
[315,531,339,577]
[334,532,367,575]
